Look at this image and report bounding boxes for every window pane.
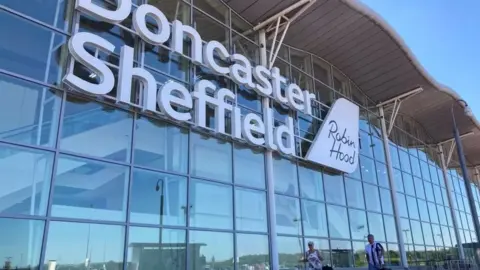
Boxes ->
[360,156,376,184]
[418,200,430,222]
[388,243,401,266]
[403,173,415,196]
[397,193,408,218]
[367,213,385,242]
[414,177,425,199]
[0,143,53,216]
[353,241,367,267]
[380,188,393,214]
[44,221,124,270]
[360,132,373,158]
[422,222,434,246]
[188,231,233,270]
[407,196,419,220]
[278,236,303,269]
[327,205,350,239]
[349,209,368,240]
[127,227,186,270]
[302,200,328,237]
[410,220,424,245]
[130,169,187,226]
[394,169,404,193]
[52,155,128,221]
[364,184,382,212]
[345,179,365,209]
[273,156,298,196]
[189,180,232,229]
[0,0,68,28]
[0,74,61,147]
[376,162,389,188]
[0,218,44,270]
[324,173,346,205]
[372,136,386,163]
[384,215,398,242]
[236,234,269,268]
[330,240,353,268]
[276,195,301,235]
[234,145,265,188]
[61,95,133,162]
[298,164,324,201]
[235,188,267,232]
[190,133,232,182]
[134,117,188,174]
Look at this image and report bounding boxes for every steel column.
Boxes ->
[437,144,465,259]
[378,106,408,268]
[259,29,279,270]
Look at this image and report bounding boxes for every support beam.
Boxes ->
[378,106,408,268]
[435,132,475,147]
[438,144,465,259]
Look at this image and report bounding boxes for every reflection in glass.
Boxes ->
[380,188,393,214]
[0,218,44,270]
[417,200,429,222]
[61,95,133,162]
[44,221,124,270]
[414,177,425,199]
[360,132,373,158]
[278,236,303,269]
[361,156,377,184]
[364,184,382,212]
[236,234,269,268]
[403,173,415,196]
[394,169,404,192]
[273,155,298,196]
[234,145,265,188]
[397,193,409,218]
[324,173,346,205]
[52,155,128,221]
[330,240,353,268]
[376,162,389,188]
[302,200,328,237]
[235,188,267,232]
[371,136,385,162]
[127,227,186,270]
[275,195,301,235]
[367,213,385,242]
[0,74,61,147]
[191,132,232,182]
[130,169,187,226]
[407,196,420,220]
[345,179,365,209]
[298,164,324,201]
[189,180,232,229]
[410,220,424,245]
[0,144,53,216]
[353,241,367,267]
[327,205,350,239]
[383,215,398,242]
[349,209,367,240]
[189,230,233,270]
[422,222,434,246]
[134,117,188,174]
[388,244,401,266]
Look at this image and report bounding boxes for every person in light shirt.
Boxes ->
[365,234,385,270]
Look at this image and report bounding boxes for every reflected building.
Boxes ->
[0,0,480,270]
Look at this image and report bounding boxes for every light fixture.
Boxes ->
[155,179,161,191]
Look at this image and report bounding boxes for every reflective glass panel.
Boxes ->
[130,169,187,226]
[235,188,267,232]
[0,74,61,147]
[44,221,124,270]
[273,156,298,196]
[302,200,328,237]
[324,173,346,205]
[380,188,393,215]
[417,199,430,222]
[414,177,425,199]
[394,169,404,193]
[349,209,368,240]
[407,196,420,220]
[0,218,44,270]
[376,162,389,188]
[188,230,233,270]
[127,227,186,270]
[403,173,415,196]
[189,180,232,229]
[134,117,188,174]
[364,184,382,213]
[384,215,398,243]
[52,155,129,221]
[61,95,133,162]
[233,145,265,188]
[190,133,232,182]
[236,234,269,268]
[397,193,408,218]
[327,205,350,239]
[428,202,439,224]
[0,143,53,216]
[345,179,365,209]
[298,164,324,201]
[330,240,353,267]
[277,236,304,269]
[360,156,377,184]
[353,241,368,267]
[410,220,424,244]
[276,195,302,235]
[367,212,385,242]
[422,222,434,246]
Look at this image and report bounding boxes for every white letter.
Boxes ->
[274,116,295,155]
[63,32,115,95]
[229,54,255,89]
[171,20,203,64]
[157,81,192,121]
[263,107,277,150]
[117,45,157,111]
[203,41,230,75]
[303,90,316,115]
[242,113,265,146]
[232,107,242,139]
[215,88,235,134]
[286,83,305,111]
[192,80,214,128]
[270,67,288,104]
[133,4,170,45]
[253,65,272,96]
[76,0,131,23]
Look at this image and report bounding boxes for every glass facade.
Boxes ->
[0,0,478,270]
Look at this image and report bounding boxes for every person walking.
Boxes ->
[365,234,385,270]
[302,241,324,270]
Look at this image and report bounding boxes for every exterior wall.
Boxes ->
[0,0,477,270]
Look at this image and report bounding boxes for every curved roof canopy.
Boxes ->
[225,0,480,168]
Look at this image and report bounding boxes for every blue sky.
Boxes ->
[359,0,480,119]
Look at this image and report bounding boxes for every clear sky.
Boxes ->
[359,0,480,119]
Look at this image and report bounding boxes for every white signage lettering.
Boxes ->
[64,0,359,172]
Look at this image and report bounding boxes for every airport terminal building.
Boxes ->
[1,0,480,270]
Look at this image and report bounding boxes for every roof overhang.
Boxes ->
[224,0,480,167]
